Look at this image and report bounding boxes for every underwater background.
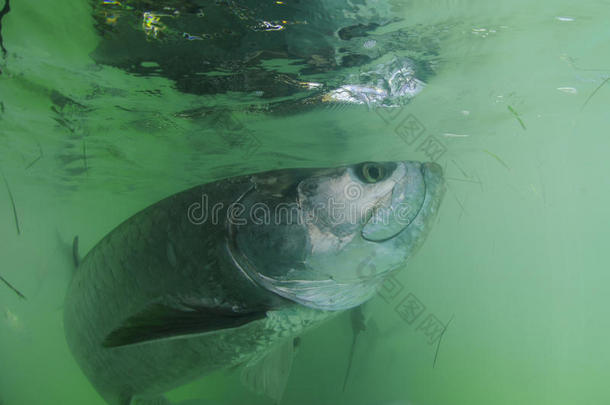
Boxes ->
[1,0,609,404]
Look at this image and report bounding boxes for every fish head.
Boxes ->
[228,161,445,310]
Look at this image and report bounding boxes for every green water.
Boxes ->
[1,0,609,404]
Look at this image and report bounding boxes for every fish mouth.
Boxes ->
[361,162,443,242]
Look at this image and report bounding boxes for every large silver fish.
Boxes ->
[63,161,444,405]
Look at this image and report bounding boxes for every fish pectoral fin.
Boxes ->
[240,337,296,404]
[102,298,268,348]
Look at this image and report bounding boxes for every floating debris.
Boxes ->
[483,149,511,170]
[0,274,26,300]
[561,54,610,72]
[142,12,166,38]
[451,159,470,179]
[25,140,44,169]
[557,87,577,94]
[581,77,609,110]
[182,32,203,41]
[2,172,21,234]
[507,105,526,130]
[446,177,482,184]
[442,133,470,138]
[254,20,285,31]
[471,27,496,38]
[433,314,454,368]
[363,39,377,49]
[342,305,366,392]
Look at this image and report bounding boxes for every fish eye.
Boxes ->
[360,163,385,183]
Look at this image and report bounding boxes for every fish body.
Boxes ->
[64,161,444,405]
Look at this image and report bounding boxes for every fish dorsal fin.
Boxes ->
[102,297,268,348]
[240,338,296,404]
